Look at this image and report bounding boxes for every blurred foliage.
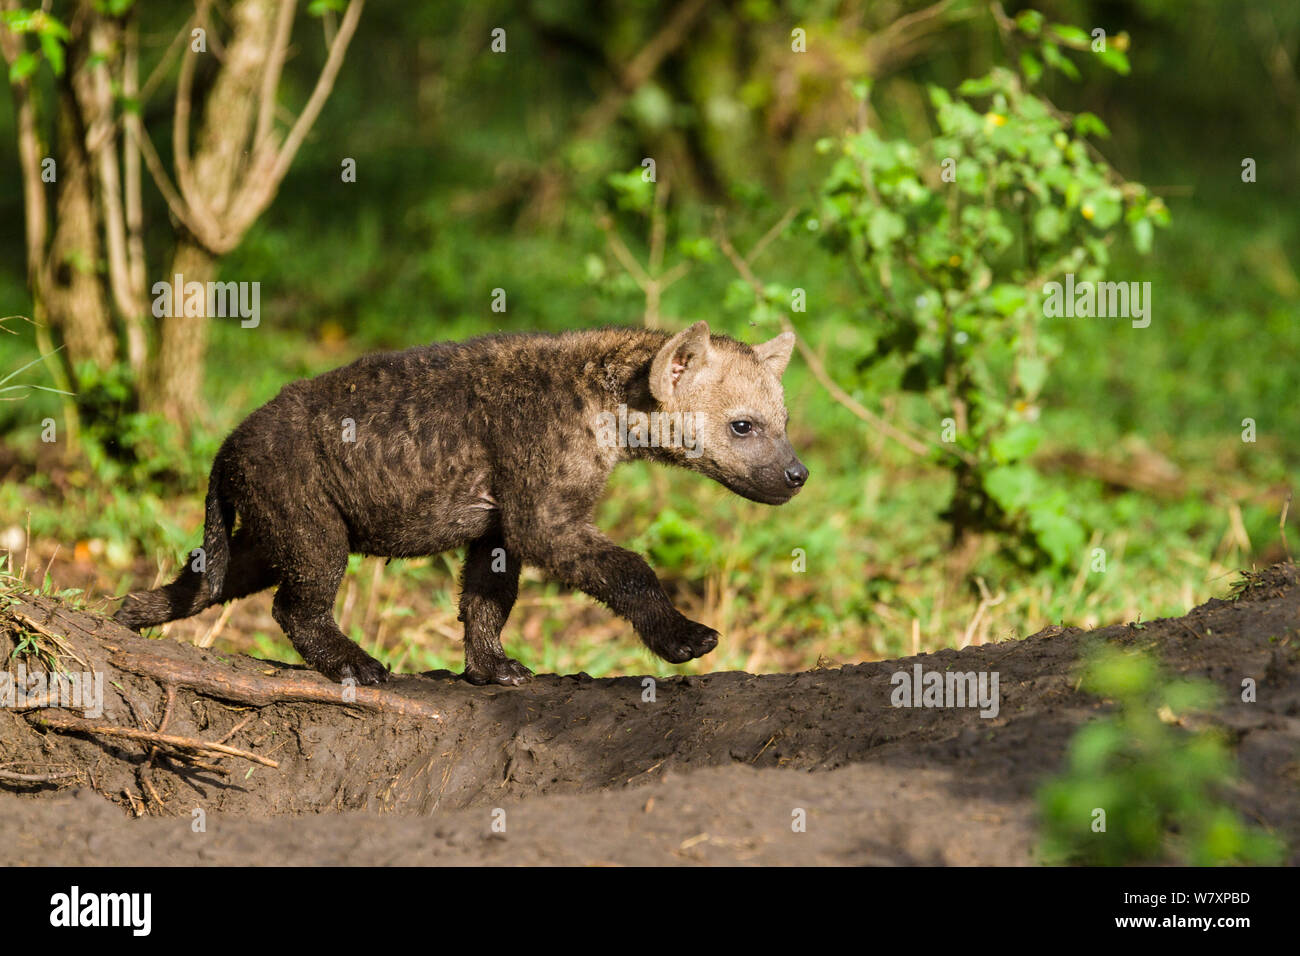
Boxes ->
[72,362,212,490]
[809,15,1168,568]
[1038,643,1285,865]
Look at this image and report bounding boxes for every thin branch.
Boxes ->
[597,195,693,330]
[125,111,217,246]
[597,211,651,289]
[574,0,708,141]
[84,19,142,356]
[0,0,50,292]
[31,711,280,768]
[122,15,148,372]
[141,11,197,103]
[84,10,195,156]
[236,0,363,231]
[172,0,209,220]
[0,768,79,784]
[649,177,671,274]
[745,206,799,265]
[1279,491,1293,563]
[254,0,297,149]
[865,0,974,74]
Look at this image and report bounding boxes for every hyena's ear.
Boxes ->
[753,331,796,378]
[650,321,712,403]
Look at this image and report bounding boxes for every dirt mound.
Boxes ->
[2,565,1297,865]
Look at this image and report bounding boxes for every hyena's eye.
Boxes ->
[730,420,753,436]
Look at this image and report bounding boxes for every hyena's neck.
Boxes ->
[581,330,665,410]
[576,329,685,466]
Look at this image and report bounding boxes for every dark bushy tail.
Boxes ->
[202,457,234,599]
[114,456,237,632]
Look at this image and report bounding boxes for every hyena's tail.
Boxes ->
[113,457,234,632]
[202,456,234,600]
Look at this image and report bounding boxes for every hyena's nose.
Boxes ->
[784,461,809,489]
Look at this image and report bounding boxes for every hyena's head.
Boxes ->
[649,321,808,505]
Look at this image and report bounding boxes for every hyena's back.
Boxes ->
[225,346,495,559]
[207,329,652,558]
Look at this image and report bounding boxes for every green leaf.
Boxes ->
[1085,650,1158,698]
[1049,25,1091,47]
[1162,678,1219,713]
[1016,355,1049,396]
[1096,48,1131,75]
[1073,112,1110,139]
[1131,217,1154,255]
[0,10,38,32]
[1019,51,1043,85]
[9,51,38,83]
[1069,722,1124,774]
[957,74,997,97]
[984,464,1038,510]
[1033,206,1065,243]
[988,283,1028,316]
[1085,192,1123,229]
[866,208,905,250]
[1015,10,1045,36]
[991,423,1042,464]
[1029,508,1086,567]
[1040,42,1081,81]
[38,30,64,76]
[927,85,952,110]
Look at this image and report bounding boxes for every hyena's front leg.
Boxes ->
[459,531,531,686]
[510,519,719,665]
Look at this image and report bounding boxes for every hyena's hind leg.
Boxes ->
[459,531,530,686]
[269,528,389,685]
[113,532,276,631]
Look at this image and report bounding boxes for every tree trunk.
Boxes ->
[5,0,364,431]
[142,0,276,424]
[43,82,116,373]
[146,239,215,423]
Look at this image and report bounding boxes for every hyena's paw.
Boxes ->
[315,644,390,686]
[464,657,534,687]
[649,618,719,664]
[112,595,158,632]
[112,605,144,633]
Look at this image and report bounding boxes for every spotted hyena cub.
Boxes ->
[115,322,808,686]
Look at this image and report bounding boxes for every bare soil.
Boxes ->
[2,564,1297,866]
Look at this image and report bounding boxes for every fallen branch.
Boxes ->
[111,648,444,721]
[30,711,280,768]
[4,596,445,721]
[0,768,79,783]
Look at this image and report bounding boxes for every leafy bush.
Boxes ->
[73,361,212,492]
[1038,644,1284,865]
[809,13,1169,569]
